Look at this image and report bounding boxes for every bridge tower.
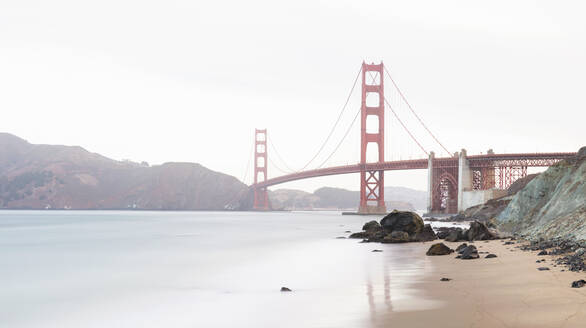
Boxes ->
[359,62,387,214]
[253,129,269,210]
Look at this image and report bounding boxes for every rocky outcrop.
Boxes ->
[446,173,539,223]
[381,210,424,235]
[497,147,586,240]
[349,210,437,243]
[382,231,410,243]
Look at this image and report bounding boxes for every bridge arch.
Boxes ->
[434,172,458,214]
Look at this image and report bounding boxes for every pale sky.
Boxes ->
[1,0,584,192]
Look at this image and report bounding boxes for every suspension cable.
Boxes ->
[364,70,429,156]
[299,65,362,171]
[267,138,296,173]
[383,66,451,155]
[383,95,429,156]
[240,140,254,184]
[268,156,293,175]
[314,70,380,169]
[316,106,361,169]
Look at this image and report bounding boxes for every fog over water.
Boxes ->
[0,211,456,327]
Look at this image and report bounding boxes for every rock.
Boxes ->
[413,224,437,242]
[445,228,464,242]
[382,231,410,243]
[578,146,586,159]
[460,245,479,259]
[344,230,351,233]
[456,243,468,253]
[537,250,548,255]
[280,287,292,292]
[571,280,586,288]
[371,249,383,252]
[485,254,498,258]
[575,248,585,257]
[466,220,496,241]
[440,278,452,281]
[436,227,460,239]
[504,241,515,245]
[349,232,369,239]
[380,210,424,235]
[362,220,382,232]
[335,236,346,239]
[426,243,454,256]
[537,267,550,271]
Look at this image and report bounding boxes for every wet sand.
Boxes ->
[373,240,586,328]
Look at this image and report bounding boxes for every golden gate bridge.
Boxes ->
[246,62,575,214]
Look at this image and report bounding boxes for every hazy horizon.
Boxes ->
[1,0,584,192]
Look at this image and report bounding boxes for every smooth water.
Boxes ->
[0,211,442,327]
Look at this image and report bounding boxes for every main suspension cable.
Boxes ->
[299,65,362,171]
[316,106,361,169]
[364,71,428,156]
[267,138,296,173]
[268,156,293,175]
[383,66,451,155]
[240,140,254,185]
[314,70,380,169]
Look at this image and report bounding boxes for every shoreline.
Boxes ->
[371,240,586,328]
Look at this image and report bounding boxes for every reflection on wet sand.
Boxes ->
[364,243,442,327]
[366,259,394,324]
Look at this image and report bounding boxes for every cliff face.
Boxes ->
[497,147,586,240]
[0,133,248,210]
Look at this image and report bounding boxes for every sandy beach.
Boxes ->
[373,240,586,328]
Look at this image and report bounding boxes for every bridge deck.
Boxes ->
[252,152,576,188]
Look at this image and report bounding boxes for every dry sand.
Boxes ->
[373,240,586,328]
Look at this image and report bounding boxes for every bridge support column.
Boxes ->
[358,62,386,215]
[253,129,269,210]
[457,149,472,213]
[427,151,435,214]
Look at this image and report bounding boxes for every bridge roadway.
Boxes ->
[252,152,577,188]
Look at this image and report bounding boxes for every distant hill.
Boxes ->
[269,186,426,211]
[384,186,428,210]
[0,133,248,210]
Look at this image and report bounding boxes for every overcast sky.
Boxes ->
[1,0,584,192]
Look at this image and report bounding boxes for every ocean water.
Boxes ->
[0,210,444,327]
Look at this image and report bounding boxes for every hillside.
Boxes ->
[0,133,248,210]
[497,147,586,240]
[269,186,423,211]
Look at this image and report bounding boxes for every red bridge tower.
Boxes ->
[253,129,269,210]
[359,62,387,214]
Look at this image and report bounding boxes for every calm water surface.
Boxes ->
[0,210,444,327]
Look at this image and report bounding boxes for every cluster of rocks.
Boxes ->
[349,210,437,243]
[426,242,497,260]
[435,220,500,242]
[349,211,503,245]
[518,238,586,272]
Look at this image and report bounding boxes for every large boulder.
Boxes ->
[426,243,454,256]
[382,231,410,243]
[466,220,496,241]
[413,224,437,242]
[380,210,424,235]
